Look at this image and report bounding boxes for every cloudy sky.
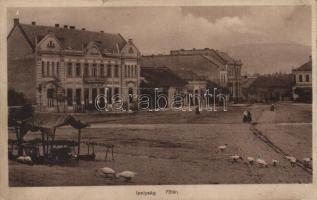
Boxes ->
[7,6,311,54]
[7,6,312,74]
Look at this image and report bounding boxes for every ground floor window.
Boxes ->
[75,89,81,105]
[47,88,54,107]
[108,88,112,103]
[67,88,73,106]
[92,88,97,104]
[84,88,89,105]
[128,88,133,102]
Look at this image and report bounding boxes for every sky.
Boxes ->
[7,6,311,54]
[7,6,312,74]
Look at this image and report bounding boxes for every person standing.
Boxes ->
[243,110,248,123]
[247,110,252,123]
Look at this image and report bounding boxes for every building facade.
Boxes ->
[141,48,242,101]
[292,57,312,102]
[8,18,141,112]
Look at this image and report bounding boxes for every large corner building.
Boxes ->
[8,18,141,112]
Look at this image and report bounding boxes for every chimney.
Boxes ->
[13,18,19,25]
[55,24,59,28]
[69,26,75,29]
[64,25,68,29]
[81,28,86,31]
[31,21,36,25]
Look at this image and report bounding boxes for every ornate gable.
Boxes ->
[37,33,61,51]
[121,39,140,58]
[85,42,102,57]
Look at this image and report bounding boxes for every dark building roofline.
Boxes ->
[293,58,312,72]
[7,18,128,53]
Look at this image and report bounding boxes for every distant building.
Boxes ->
[292,57,312,102]
[140,66,187,108]
[240,75,257,101]
[173,69,207,105]
[7,18,140,112]
[140,67,211,108]
[141,48,242,102]
[241,74,293,102]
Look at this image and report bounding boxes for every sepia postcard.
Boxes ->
[0,0,316,199]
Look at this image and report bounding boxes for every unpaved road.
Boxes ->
[9,103,312,186]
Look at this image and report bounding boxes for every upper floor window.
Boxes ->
[306,74,310,82]
[125,65,128,77]
[84,63,89,77]
[135,65,138,76]
[299,74,303,82]
[131,65,134,77]
[127,65,130,77]
[46,61,50,76]
[128,47,134,54]
[67,63,73,77]
[114,65,119,77]
[47,40,55,48]
[107,64,112,77]
[56,62,60,76]
[100,64,104,77]
[41,61,45,76]
[51,62,55,76]
[75,63,81,77]
[92,64,97,77]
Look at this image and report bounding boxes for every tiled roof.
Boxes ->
[140,66,187,88]
[18,23,127,53]
[249,75,292,88]
[241,77,257,88]
[214,51,237,65]
[173,69,203,81]
[169,48,241,66]
[293,60,312,72]
[201,55,224,67]
[140,54,220,80]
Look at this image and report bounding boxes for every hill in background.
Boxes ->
[225,43,311,75]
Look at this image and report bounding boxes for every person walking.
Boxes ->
[195,106,200,115]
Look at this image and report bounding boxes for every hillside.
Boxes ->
[225,43,311,74]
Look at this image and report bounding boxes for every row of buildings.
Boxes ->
[240,57,312,103]
[8,18,312,112]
